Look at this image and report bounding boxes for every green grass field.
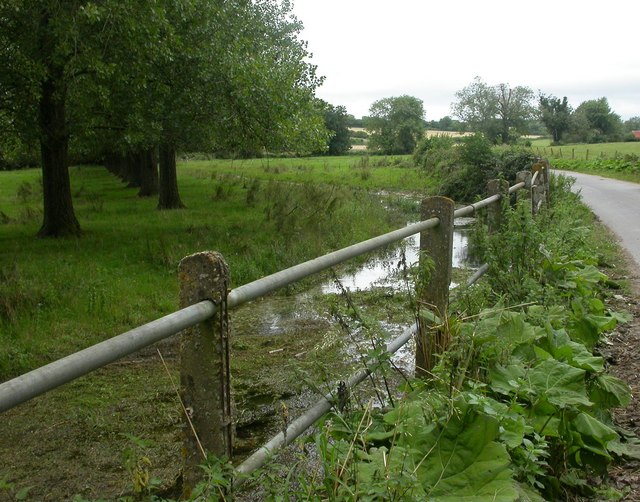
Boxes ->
[528,138,640,159]
[179,153,432,191]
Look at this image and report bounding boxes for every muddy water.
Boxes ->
[231,218,475,454]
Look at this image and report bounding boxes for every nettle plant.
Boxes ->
[287,178,638,501]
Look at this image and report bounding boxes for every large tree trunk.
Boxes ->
[137,148,158,197]
[158,143,184,209]
[37,75,81,238]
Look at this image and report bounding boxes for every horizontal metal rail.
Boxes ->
[234,322,418,482]
[466,263,490,287]
[0,302,216,412]
[0,183,518,413]
[228,218,438,307]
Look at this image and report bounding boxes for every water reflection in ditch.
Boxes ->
[232,218,476,454]
[322,218,475,294]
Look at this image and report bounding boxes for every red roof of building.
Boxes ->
[632,131,640,139]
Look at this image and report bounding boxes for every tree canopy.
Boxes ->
[539,94,572,144]
[451,77,535,144]
[364,95,425,154]
[0,0,327,235]
[317,101,351,156]
[567,97,623,143]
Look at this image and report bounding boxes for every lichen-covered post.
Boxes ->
[486,179,509,233]
[541,159,551,204]
[178,251,233,495]
[516,171,532,201]
[416,196,454,378]
[531,161,548,216]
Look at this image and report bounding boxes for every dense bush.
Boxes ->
[416,133,538,202]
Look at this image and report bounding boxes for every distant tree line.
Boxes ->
[451,76,636,145]
[353,76,638,157]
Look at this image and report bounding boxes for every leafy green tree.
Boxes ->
[364,95,425,154]
[538,94,572,144]
[424,116,464,132]
[89,0,326,209]
[452,77,535,144]
[346,114,364,128]
[317,101,351,155]
[623,116,640,133]
[1,0,327,226]
[568,98,623,143]
[0,0,169,235]
[151,0,326,207]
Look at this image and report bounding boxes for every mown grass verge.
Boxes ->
[0,159,424,499]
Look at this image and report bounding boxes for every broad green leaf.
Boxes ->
[499,413,526,448]
[528,359,592,408]
[489,364,526,396]
[495,312,544,346]
[569,265,606,285]
[573,412,617,444]
[532,415,561,437]
[563,341,604,372]
[544,328,604,372]
[608,438,640,460]
[568,412,617,462]
[515,482,547,502]
[589,374,631,408]
[410,411,518,501]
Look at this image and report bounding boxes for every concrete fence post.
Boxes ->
[531,160,550,215]
[416,196,454,378]
[178,251,233,496]
[486,179,509,233]
[516,171,532,200]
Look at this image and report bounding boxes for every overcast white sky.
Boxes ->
[292,0,640,121]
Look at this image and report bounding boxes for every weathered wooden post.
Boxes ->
[416,196,454,378]
[179,251,233,496]
[486,179,509,233]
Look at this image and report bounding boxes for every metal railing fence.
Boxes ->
[0,162,550,493]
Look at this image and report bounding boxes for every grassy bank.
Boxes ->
[0,160,428,378]
[179,154,432,192]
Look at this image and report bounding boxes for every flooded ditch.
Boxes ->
[231,217,477,457]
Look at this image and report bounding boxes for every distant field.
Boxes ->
[528,139,640,160]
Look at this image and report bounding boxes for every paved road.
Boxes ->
[553,169,640,268]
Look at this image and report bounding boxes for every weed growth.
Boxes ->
[239,173,638,500]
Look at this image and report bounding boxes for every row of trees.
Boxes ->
[452,77,634,145]
[0,1,333,237]
[362,77,638,155]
